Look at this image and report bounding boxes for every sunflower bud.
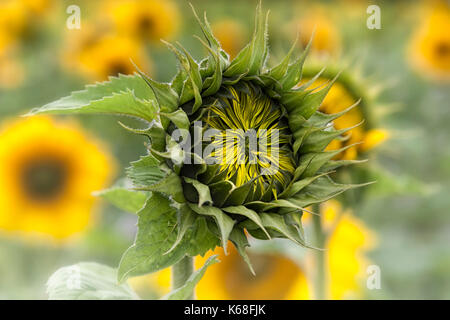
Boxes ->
[28,3,369,280]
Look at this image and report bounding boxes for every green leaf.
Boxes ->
[229,228,255,275]
[166,204,197,255]
[139,172,186,203]
[117,193,188,282]
[126,154,166,187]
[189,4,229,69]
[300,121,363,153]
[222,205,270,238]
[28,85,158,122]
[47,262,138,300]
[161,255,219,300]
[187,217,220,257]
[160,109,190,131]
[259,213,305,246]
[137,70,179,113]
[183,177,212,206]
[279,34,312,90]
[279,172,331,199]
[223,2,269,77]
[94,180,148,214]
[188,204,235,254]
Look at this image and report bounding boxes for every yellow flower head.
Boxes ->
[294,9,340,57]
[63,28,151,81]
[0,0,28,50]
[20,0,54,15]
[212,19,247,59]
[195,245,309,300]
[408,1,450,82]
[107,0,180,43]
[0,116,115,240]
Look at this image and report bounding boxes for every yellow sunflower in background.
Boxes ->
[0,48,25,89]
[0,116,115,240]
[304,200,376,299]
[212,20,247,59]
[408,1,450,82]
[63,25,151,81]
[106,0,180,43]
[291,8,340,57]
[129,245,309,300]
[20,0,54,16]
[0,0,27,51]
[300,77,389,160]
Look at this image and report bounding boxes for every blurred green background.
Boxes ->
[0,0,449,299]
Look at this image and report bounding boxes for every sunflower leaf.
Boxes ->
[47,262,139,300]
[117,193,189,283]
[183,177,213,207]
[188,204,235,254]
[28,85,158,122]
[223,205,270,239]
[223,2,269,77]
[126,154,166,188]
[94,180,148,214]
[229,229,255,275]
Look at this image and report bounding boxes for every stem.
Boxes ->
[312,204,326,300]
[172,256,195,299]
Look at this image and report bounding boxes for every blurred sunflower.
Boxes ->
[0,116,115,240]
[408,1,450,82]
[0,0,27,50]
[291,8,340,57]
[304,200,376,299]
[20,0,54,15]
[129,245,310,300]
[212,20,247,59]
[299,76,389,160]
[106,0,180,43]
[0,49,25,88]
[63,28,151,81]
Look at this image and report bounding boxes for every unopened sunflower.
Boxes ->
[408,1,450,82]
[0,116,114,240]
[300,67,389,160]
[30,3,369,294]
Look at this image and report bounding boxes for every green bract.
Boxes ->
[29,3,368,281]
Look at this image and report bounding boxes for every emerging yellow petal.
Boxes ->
[361,128,390,152]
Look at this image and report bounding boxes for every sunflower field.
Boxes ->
[0,0,449,301]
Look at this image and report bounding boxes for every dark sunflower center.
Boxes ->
[435,41,450,58]
[138,15,155,35]
[21,157,67,202]
[109,61,130,77]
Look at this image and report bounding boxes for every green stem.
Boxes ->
[312,205,326,300]
[172,256,195,299]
